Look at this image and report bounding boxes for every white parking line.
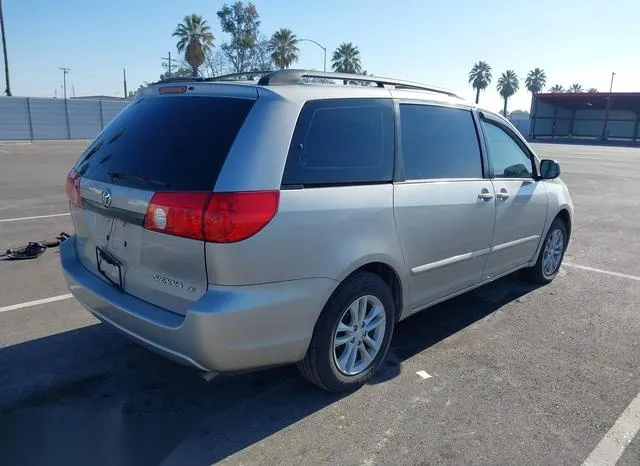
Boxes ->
[0,212,70,223]
[563,263,640,282]
[0,294,73,314]
[582,391,640,466]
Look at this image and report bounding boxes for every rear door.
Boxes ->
[69,90,255,314]
[479,114,548,278]
[393,103,496,309]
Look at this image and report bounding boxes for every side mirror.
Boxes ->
[539,159,561,179]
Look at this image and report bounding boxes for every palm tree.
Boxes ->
[268,28,299,70]
[549,84,564,93]
[0,0,11,96]
[468,61,492,104]
[568,83,583,93]
[173,14,215,77]
[331,43,362,74]
[525,68,546,95]
[587,88,598,93]
[496,70,519,116]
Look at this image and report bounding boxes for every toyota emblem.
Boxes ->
[101,189,112,207]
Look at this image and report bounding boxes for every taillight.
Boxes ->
[66,169,82,207]
[205,191,280,243]
[144,192,211,240]
[143,191,279,243]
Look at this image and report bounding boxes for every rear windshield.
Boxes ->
[74,96,254,191]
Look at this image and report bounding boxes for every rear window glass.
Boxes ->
[74,96,254,191]
[282,99,394,186]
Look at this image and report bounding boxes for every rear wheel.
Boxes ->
[298,272,395,392]
[523,217,568,284]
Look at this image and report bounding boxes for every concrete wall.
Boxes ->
[0,97,129,141]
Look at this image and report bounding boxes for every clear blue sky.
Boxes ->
[2,0,639,112]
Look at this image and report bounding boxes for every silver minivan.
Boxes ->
[61,70,573,392]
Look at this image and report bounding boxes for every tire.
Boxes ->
[297,271,395,392]
[523,217,568,284]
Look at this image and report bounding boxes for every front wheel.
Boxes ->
[523,217,568,284]
[297,272,395,392]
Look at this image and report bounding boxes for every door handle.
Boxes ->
[496,189,510,200]
[478,189,494,201]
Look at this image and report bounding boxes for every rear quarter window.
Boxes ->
[74,96,254,191]
[282,98,394,186]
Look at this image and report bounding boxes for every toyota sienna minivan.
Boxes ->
[61,70,573,392]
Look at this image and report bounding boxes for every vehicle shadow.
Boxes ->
[0,273,540,466]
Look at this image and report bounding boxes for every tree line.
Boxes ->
[469,61,598,115]
[169,2,365,81]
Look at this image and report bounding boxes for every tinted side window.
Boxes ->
[399,104,482,180]
[282,99,394,186]
[482,121,533,178]
[75,96,254,191]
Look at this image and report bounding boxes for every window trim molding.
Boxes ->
[394,101,485,182]
[394,177,486,185]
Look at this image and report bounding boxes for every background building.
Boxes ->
[529,92,640,144]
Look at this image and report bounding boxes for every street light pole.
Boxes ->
[609,72,616,92]
[59,67,70,99]
[300,38,327,72]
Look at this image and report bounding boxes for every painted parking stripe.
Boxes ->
[582,391,640,466]
[0,294,73,313]
[563,262,640,282]
[0,212,70,223]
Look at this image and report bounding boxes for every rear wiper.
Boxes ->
[107,171,169,188]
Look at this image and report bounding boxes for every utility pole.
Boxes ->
[123,68,128,97]
[59,67,70,99]
[0,0,11,95]
[72,85,75,98]
[161,51,173,77]
[609,72,616,92]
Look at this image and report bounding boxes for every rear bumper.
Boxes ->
[60,236,336,372]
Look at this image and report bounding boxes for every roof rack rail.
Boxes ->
[257,69,462,99]
[154,71,274,86]
[205,71,273,81]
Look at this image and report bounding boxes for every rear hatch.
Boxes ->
[66,89,256,315]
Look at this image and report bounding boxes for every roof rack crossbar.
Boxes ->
[257,69,461,99]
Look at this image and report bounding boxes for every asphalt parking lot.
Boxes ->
[0,140,639,466]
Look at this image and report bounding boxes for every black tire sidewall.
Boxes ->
[314,273,395,391]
